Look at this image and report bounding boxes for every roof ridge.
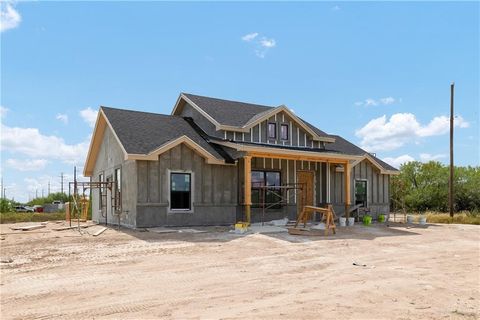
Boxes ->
[182,92,274,109]
[101,106,176,118]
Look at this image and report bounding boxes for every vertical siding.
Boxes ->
[138,144,236,206]
[137,161,148,203]
[148,161,159,203]
[193,152,203,203]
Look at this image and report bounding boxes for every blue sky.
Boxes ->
[1,1,479,202]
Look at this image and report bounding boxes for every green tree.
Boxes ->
[391,161,479,213]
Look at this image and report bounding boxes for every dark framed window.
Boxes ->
[251,170,282,208]
[355,180,367,207]
[170,172,192,210]
[98,173,104,209]
[268,123,277,139]
[280,124,289,140]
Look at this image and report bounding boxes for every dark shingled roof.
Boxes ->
[101,106,223,159]
[101,95,398,173]
[183,93,332,139]
[183,93,272,127]
[327,135,397,171]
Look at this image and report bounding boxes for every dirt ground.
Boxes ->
[0,221,479,320]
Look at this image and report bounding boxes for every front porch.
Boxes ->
[239,152,354,224]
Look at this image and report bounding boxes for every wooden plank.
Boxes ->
[1,231,50,235]
[10,225,45,231]
[287,227,332,236]
[92,227,107,237]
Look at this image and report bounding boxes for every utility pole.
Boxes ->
[42,189,44,198]
[48,181,51,195]
[0,177,3,199]
[60,172,64,194]
[36,189,38,199]
[449,82,455,218]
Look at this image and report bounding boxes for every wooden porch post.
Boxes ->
[345,161,351,219]
[244,155,252,225]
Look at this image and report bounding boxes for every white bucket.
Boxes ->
[407,215,414,223]
[348,217,355,226]
[419,216,427,225]
[339,217,347,227]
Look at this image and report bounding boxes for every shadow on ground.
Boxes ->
[112,221,431,244]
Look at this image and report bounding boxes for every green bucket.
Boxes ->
[363,215,372,226]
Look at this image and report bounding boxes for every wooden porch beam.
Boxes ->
[247,152,349,164]
[345,161,351,219]
[244,155,252,225]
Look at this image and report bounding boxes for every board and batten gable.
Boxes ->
[92,124,137,228]
[135,143,237,227]
[179,102,324,148]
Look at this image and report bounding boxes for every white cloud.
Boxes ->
[382,154,415,169]
[6,158,48,171]
[419,153,446,162]
[0,2,21,32]
[241,32,258,42]
[0,105,9,118]
[79,107,98,128]
[242,32,276,58]
[355,96,397,107]
[259,37,276,48]
[417,115,470,136]
[380,97,395,105]
[356,113,470,152]
[56,113,69,124]
[0,124,90,165]
[255,37,277,58]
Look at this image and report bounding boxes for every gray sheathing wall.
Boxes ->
[135,143,237,227]
[92,126,137,228]
[329,160,390,218]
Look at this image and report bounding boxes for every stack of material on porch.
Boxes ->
[311,223,326,230]
[248,224,287,234]
[265,217,289,227]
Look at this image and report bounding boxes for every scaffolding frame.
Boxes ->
[249,183,306,225]
[68,180,121,228]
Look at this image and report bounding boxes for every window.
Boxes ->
[170,172,192,210]
[251,171,282,208]
[114,168,121,211]
[98,173,104,210]
[268,123,276,139]
[114,168,121,194]
[280,124,289,140]
[355,180,367,207]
